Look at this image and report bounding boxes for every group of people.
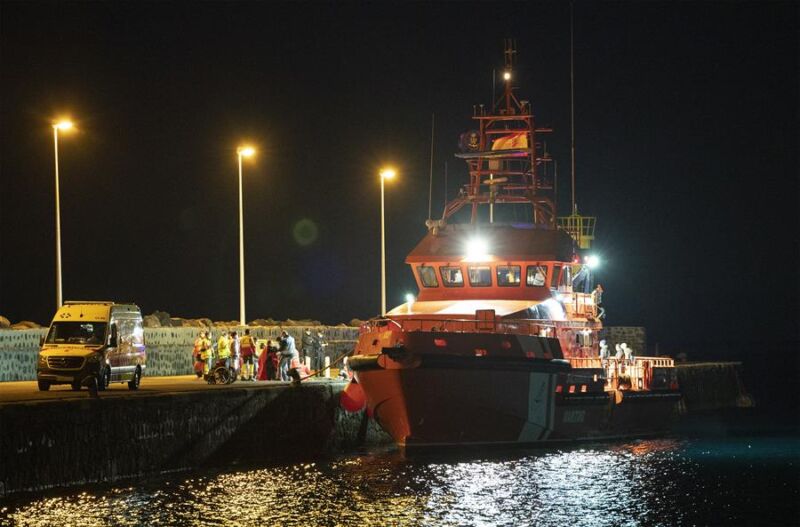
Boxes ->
[192,329,258,380]
[598,339,634,363]
[192,328,331,383]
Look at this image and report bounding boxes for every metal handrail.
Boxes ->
[364,316,559,336]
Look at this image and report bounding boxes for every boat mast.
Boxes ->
[557,4,597,250]
[437,40,556,229]
[570,1,577,216]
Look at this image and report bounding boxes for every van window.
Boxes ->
[440,266,464,287]
[417,265,439,287]
[550,265,562,289]
[497,265,521,286]
[46,322,107,345]
[133,321,144,346]
[468,266,492,287]
[526,265,548,287]
[117,319,136,347]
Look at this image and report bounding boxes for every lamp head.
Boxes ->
[380,168,396,180]
[53,120,73,131]
[237,146,255,158]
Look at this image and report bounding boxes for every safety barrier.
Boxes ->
[570,356,674,391]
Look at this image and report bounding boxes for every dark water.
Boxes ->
[1,435,798,527]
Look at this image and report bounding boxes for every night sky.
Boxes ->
[1,2,797,365]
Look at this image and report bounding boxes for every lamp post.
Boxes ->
[379,168,396,316]
[236,145,255,326]
[52,119,73,309]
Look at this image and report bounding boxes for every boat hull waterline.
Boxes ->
[351,351,681,448]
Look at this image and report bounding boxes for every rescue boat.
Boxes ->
[349,42,680,448]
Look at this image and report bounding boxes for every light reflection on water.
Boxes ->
[1,436,798,526]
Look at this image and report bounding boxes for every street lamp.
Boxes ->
[236,145,255,325]
[52,119,74,309]
[379,167,396,316]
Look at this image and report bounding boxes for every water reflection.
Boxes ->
[2,437,797,526]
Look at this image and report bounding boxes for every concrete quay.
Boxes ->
[0,379,390,497]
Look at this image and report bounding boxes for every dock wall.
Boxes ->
[0,326,358,382]
[0,382,390,496]
[675,362,753,412]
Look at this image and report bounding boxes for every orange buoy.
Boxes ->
[340,380,367,413]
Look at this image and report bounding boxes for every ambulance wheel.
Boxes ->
[37,380,51,391]
[97,366,110,391]
[128,366,141,390]
[71,381,81,391]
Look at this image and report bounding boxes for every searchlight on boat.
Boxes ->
[585,254,600,269]
[464,237,490,262]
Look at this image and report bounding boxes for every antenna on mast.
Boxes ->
[428,113,435,221]
[557,2,596,250]
[570,1,577,216]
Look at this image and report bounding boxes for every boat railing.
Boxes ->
[556,291,597,319]
[568,356,675,391]
[366,317,558,336]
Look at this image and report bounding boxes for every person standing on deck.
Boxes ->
[301,329,315,369]
[229,331,240,378]
[314,330,328,372]
[278,330,297,381]
[592,284,605,320]
[217,331,231,369]
[240,329,256,381]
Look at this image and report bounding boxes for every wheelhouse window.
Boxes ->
[468,266,492,287]
[497,265,521,286]
[440,266,464,287]
[417,265,439,287]
[550,265,562,289]
[560,265,573,289]
[526,265,548,287]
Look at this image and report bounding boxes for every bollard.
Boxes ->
[324,356,330,378]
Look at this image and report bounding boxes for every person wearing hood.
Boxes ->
[301,328,315,369]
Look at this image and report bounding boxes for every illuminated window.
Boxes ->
[526,265,548,287]
[560,265,573,288]
[497,265,521,286]
[440,266,464,287]
[468,266,492,287]
[133,321,144,346]
[550,264,562,289]
[118,319,135,346]
[417,265,439,287]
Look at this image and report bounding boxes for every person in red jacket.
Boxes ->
[257,340,279,381]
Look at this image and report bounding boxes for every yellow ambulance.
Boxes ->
[37,301,147,392]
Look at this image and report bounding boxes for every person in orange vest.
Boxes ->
[240,329,256,381]
[193,330,212,378]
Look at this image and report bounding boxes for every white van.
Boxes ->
[37,301,147,392]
